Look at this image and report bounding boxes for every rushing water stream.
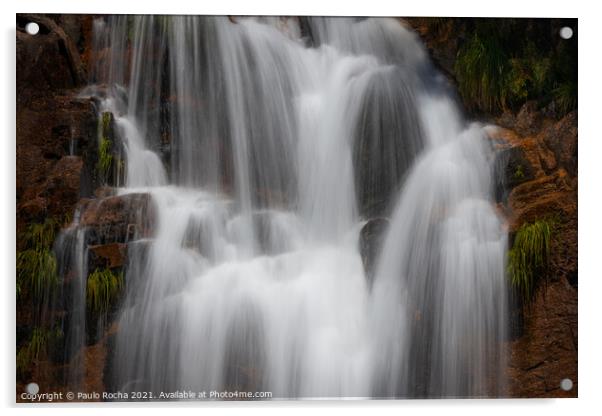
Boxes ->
[62,16,508,399]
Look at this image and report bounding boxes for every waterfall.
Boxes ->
[63,16,507,399]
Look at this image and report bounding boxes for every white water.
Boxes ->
[66,16,508,398]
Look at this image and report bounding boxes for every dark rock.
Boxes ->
[16,12,99,233]
[359,218,390,287]
[78,193,157,245]
[542,111,578,177]
[493,145,536,203]
[94,186,117,199]
[514,101,544,136]
[506,276,577,398]
[402,18,465,83]
[16,14,86,104]
[17,94,99,229]
[46,156,85,217]
[353,68,423,217]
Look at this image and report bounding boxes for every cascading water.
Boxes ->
[63,15,508,399]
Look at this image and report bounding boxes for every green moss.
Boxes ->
[454,19,576,115]
[508,220,553,303]
[16,327,63,379]
[21,218,58,251]
[97,112,114,183]
[17,219,59,301]
[513,165,525,181]
[455,32,510,113]
[553,80,577,115]
[87,268,123,315]
[16,345,30,379]
[17,248,58,301]
[97,137,113,181]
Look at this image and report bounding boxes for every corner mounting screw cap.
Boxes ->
[25,382,39,395]
[560,378,573,391]
[25,22,40,35]
[559,27,573,40]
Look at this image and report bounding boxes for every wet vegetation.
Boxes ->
[451,19,577,115]
[508,219,553,303]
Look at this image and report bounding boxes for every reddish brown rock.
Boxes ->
[16,95,98,230]
[493,105,577,398]
[78,193,156,244]
[16,12,100,232]
[506,277,577,397]
[543,111,578,177]
[89,243,127,269]
[514,101,544,136]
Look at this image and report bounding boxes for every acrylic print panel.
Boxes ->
[16,14,577,402]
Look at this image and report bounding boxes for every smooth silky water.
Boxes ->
[60,16,508,399]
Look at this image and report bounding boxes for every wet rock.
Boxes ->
[506,277,577,397]
[89,243,127,269]
[515,101,544,136]
[17,95,99,227]
[78,193,157,245]
[494,145,536,203]
[497,102,544,135]
[353,69,424,217]
[402,18,465,82]
[494,111,578,398]
[508,169,574,230]
[542,111,577,177]
[46,156,85,216]
[16,12,99,232]
[94,186,117,199]
[359,218,390,287]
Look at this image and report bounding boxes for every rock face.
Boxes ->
[506,278,577,397]
[16,13,101,399]
[16,14,98,232]
[16,95,99,229]
[89,243,127,269]
[491,105,578,398]
[78,193,156,244]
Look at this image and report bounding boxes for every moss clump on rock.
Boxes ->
[86,268,123,315]
[508,219,553,303]
[16,327,63,379]
[455,32,510,113]
[97,111,115,184]
[16,219,59,301]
